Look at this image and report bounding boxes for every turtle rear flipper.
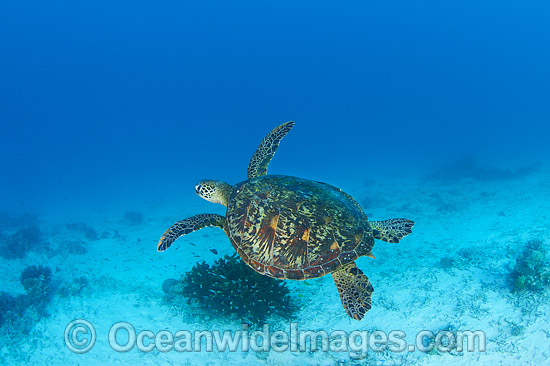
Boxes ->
[370,218,414,243]
[332,262,374,320]
[247,121,294,179]
[157,214,226,251]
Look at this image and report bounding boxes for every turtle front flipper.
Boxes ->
[332,262,374,320]
[370,218,414,243]
[247,121,295,179]
[157,214,226,251]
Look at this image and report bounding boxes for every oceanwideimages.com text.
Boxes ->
[64,319,486,355]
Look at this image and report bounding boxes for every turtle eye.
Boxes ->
[195,184,201,194]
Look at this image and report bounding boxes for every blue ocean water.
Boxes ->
[1,1,549,365]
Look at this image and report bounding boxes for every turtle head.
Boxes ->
[195,180,232,207]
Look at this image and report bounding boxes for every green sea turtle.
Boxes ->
[158,122,414,320]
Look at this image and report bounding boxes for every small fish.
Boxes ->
[209,248,218,255]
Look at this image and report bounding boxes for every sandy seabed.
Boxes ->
[1,168,549,366]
